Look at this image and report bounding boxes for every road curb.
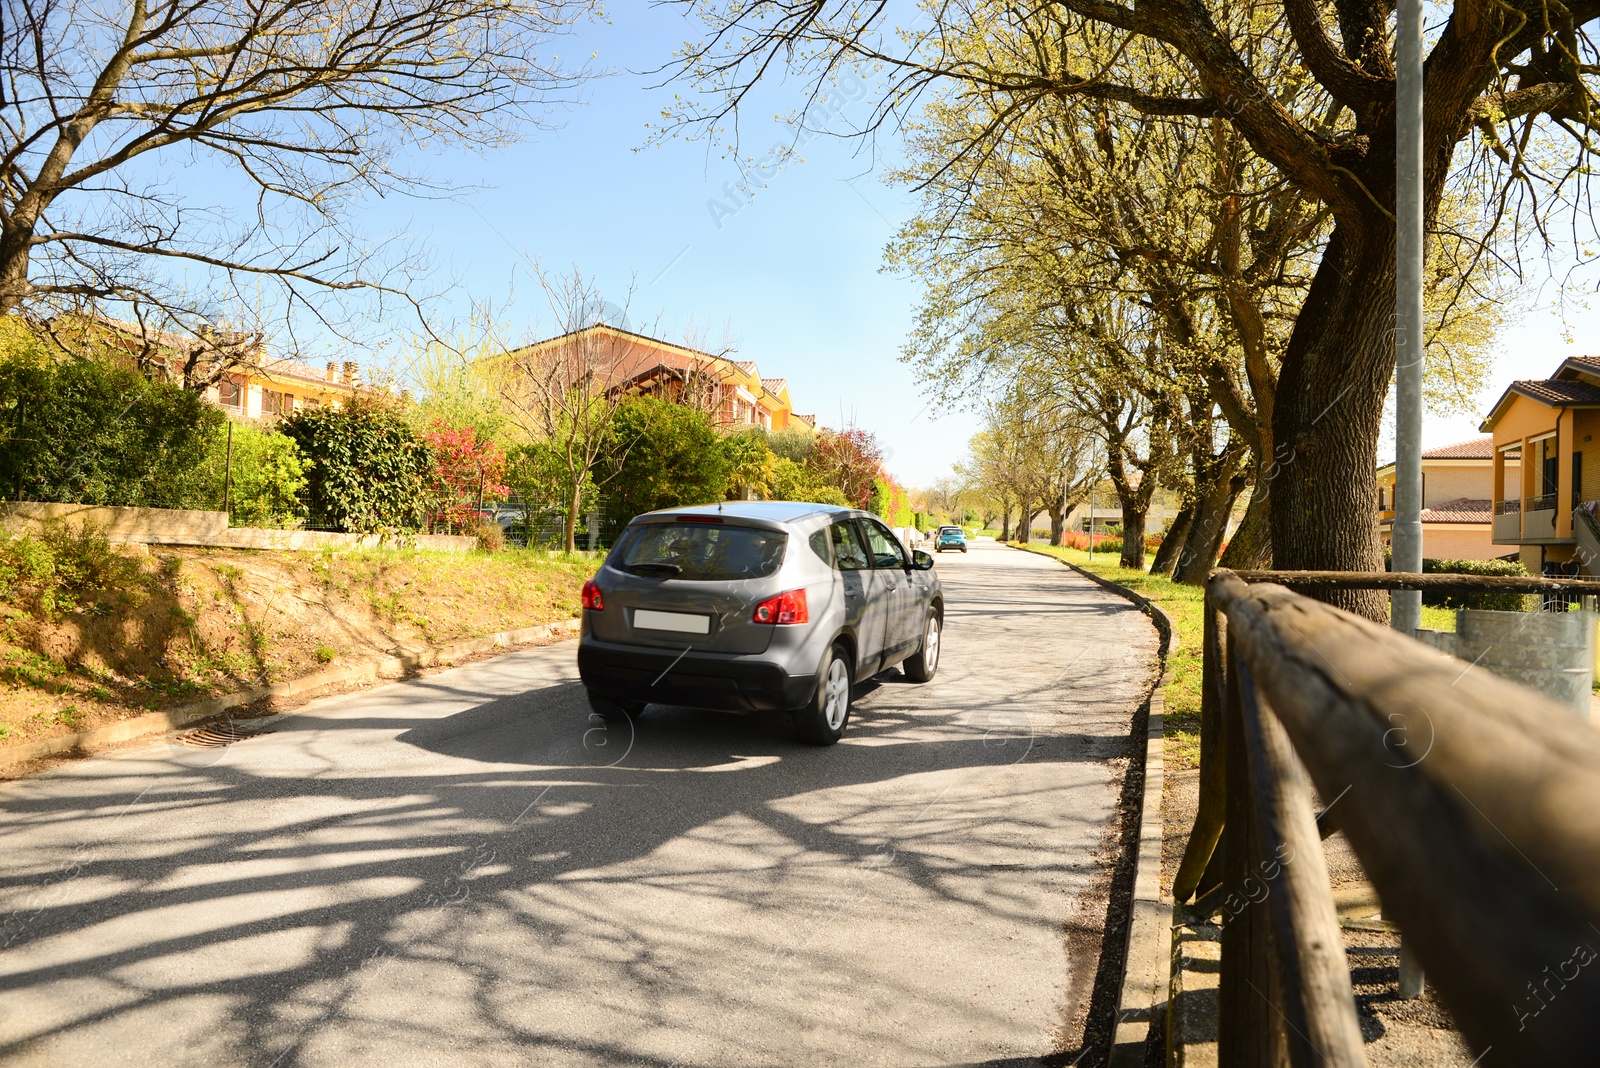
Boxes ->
[0,618,582,766]
[1009,545,1174,1065]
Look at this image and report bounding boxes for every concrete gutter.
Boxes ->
[1009,545,1174,1066]
[0,618,581,765]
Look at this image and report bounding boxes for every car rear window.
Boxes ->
[613,522,788,581]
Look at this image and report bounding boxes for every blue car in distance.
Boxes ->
[935,526,967,553]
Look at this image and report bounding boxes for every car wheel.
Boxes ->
[793,644,852,746]
[903,611,942,682]
[587,691,645,721]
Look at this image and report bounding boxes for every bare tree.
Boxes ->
[2,0,598,367]
[498,270,645,553]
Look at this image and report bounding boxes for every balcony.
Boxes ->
[1493,497,1521,541]
[1524,493,1558,539]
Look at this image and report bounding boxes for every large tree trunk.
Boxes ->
[1049,492,1068,546]
[1000,501,1012,541]
[1268,223,1394,618]
[1218,476,1272,571]
[1017,501,1033,543]
[1177,447,1248,588]
[1151,501,1194,577]
[1119,503,1146,569]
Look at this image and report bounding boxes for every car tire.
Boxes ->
[587,691,645,721]
[903,611,942,683]
[793,644,852,746]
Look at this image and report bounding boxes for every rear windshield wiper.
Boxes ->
[627,562,683,576]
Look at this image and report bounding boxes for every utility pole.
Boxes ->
[1392,0,1427,1002]
[1391,0,1424,638]
[222,421,234,519]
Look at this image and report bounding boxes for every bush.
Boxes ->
[280,397,435,533]
[471,518,505,553]
[421,422,508,531]
[601,396,728,527]
[0,525,146,620]
[160,421,308,525]
[1420,556,1529,611]
[0,351,221,507]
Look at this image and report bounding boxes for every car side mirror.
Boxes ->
[911,550,936,571]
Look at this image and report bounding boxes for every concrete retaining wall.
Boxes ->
[1416,608,1595,715]
[0,502,475,553]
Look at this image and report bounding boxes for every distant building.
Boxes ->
[1375,437,1497,560]
[80,315,367,420]
[501,324,814,433]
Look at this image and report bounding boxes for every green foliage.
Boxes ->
[0,525,147,620]
[1421,556,1529,611]
[280,397,435,532]
[722,428,773,498]
[506,440,595,515]
[0,347,222,507]
[601,397,729,526]
[767,425,814,464]
[159,421,308,525]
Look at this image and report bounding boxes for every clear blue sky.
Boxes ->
[345,6,1594,484]
[351,7,975,487]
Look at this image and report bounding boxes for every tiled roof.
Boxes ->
[1510,379,1600,406]
[733,360,758,374]
[1420,498,1492,524]
[792,413,816,428]
[761,377,787,394]
[256,358,353,389]
[1422,437,1493,459]
[1560,356,1600,377]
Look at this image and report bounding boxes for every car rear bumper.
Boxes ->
[578,637,818,713]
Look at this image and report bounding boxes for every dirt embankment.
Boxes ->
[0,543,596,746]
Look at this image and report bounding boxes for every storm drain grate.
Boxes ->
[175,723,263,748]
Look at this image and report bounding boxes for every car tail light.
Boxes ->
[752,588,808,624]
[581,579,604,610]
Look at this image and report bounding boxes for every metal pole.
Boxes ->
[1393,0,1427,1000]
[1089,487,1096,562]
[222,420,234,519]
[1392,0,1424,637]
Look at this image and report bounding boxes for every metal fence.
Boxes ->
[1172,568,1600,1066]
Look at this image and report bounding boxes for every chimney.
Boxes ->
[325,361,338,382]
[342,360,360,387]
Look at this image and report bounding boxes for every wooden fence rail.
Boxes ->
[1175,569,1600,1066]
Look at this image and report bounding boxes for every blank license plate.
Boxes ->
[633,609,711,635]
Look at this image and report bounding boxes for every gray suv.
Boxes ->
[578,501,944,745]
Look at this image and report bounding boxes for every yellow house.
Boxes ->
[84,315,366,420]
[209,358,366,420]
[1374,438,1498,560]
[1479,357,1600,574]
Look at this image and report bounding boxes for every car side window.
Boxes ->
[830,521,870,571]
[861,519,907,569]
[809,528,832,566]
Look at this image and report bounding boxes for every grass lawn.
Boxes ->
[0,533,598,749]
[1012,543,1205,769]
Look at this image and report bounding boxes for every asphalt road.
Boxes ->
[0,541,1158,1067]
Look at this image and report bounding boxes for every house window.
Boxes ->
[262,389,285,416]
[218,376,245,409]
